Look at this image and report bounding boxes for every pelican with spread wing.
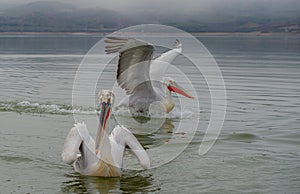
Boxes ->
[105,37,194,116]
[62,90,150,177]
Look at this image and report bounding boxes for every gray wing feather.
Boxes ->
[105,37,155,95]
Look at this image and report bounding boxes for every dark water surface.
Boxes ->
[0,35,299,193]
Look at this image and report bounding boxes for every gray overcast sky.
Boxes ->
[2,0,300,13]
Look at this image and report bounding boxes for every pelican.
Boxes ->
[105,37,194,116]
[62,90,150,177]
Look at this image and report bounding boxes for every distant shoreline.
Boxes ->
[191,32,300,36]
[0,31,299,36]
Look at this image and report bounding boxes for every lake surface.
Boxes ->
[0,34,299,193]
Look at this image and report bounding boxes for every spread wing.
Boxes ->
[150,39,182,81]
[111,125,150,169]
[105,37,155,95]
[61,122,97,166]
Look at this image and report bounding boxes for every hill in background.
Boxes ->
[0,1,134,32]
[0,1,299,33]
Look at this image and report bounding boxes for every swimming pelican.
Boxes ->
[105,37,194,116]
[62,90,150,177]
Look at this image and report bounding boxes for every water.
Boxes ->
[0,34,300,193]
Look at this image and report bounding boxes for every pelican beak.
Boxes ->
[167,81,194,99]
[95,101,111,155]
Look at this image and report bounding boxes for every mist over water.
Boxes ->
[1,0,300,20]
[3,0,300,11]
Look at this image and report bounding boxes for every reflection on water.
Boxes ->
[62,173,121,193]
[133,118,175,149]
[61,171,158,193]
[224,133,261,143]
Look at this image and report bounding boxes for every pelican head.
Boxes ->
[95,90,115,155]
[163,77,194,99]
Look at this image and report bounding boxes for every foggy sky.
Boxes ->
[2,0,300,14]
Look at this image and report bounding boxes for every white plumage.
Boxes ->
[62,90,150,177]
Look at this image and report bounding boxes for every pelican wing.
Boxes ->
[105,37,155,95]
[150,39,182,81]
[155,39,182,63]
[62,123,96,165]
[110,125,150,169]
[62,126,82,164]
[125,133,150,169]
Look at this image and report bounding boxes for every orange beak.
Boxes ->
[167,82,194,99]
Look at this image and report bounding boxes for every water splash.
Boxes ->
[113,106,197,119]
[0,101,95,115]
[0,100,198,118]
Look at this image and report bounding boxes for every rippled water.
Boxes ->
[0,35,299,193]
